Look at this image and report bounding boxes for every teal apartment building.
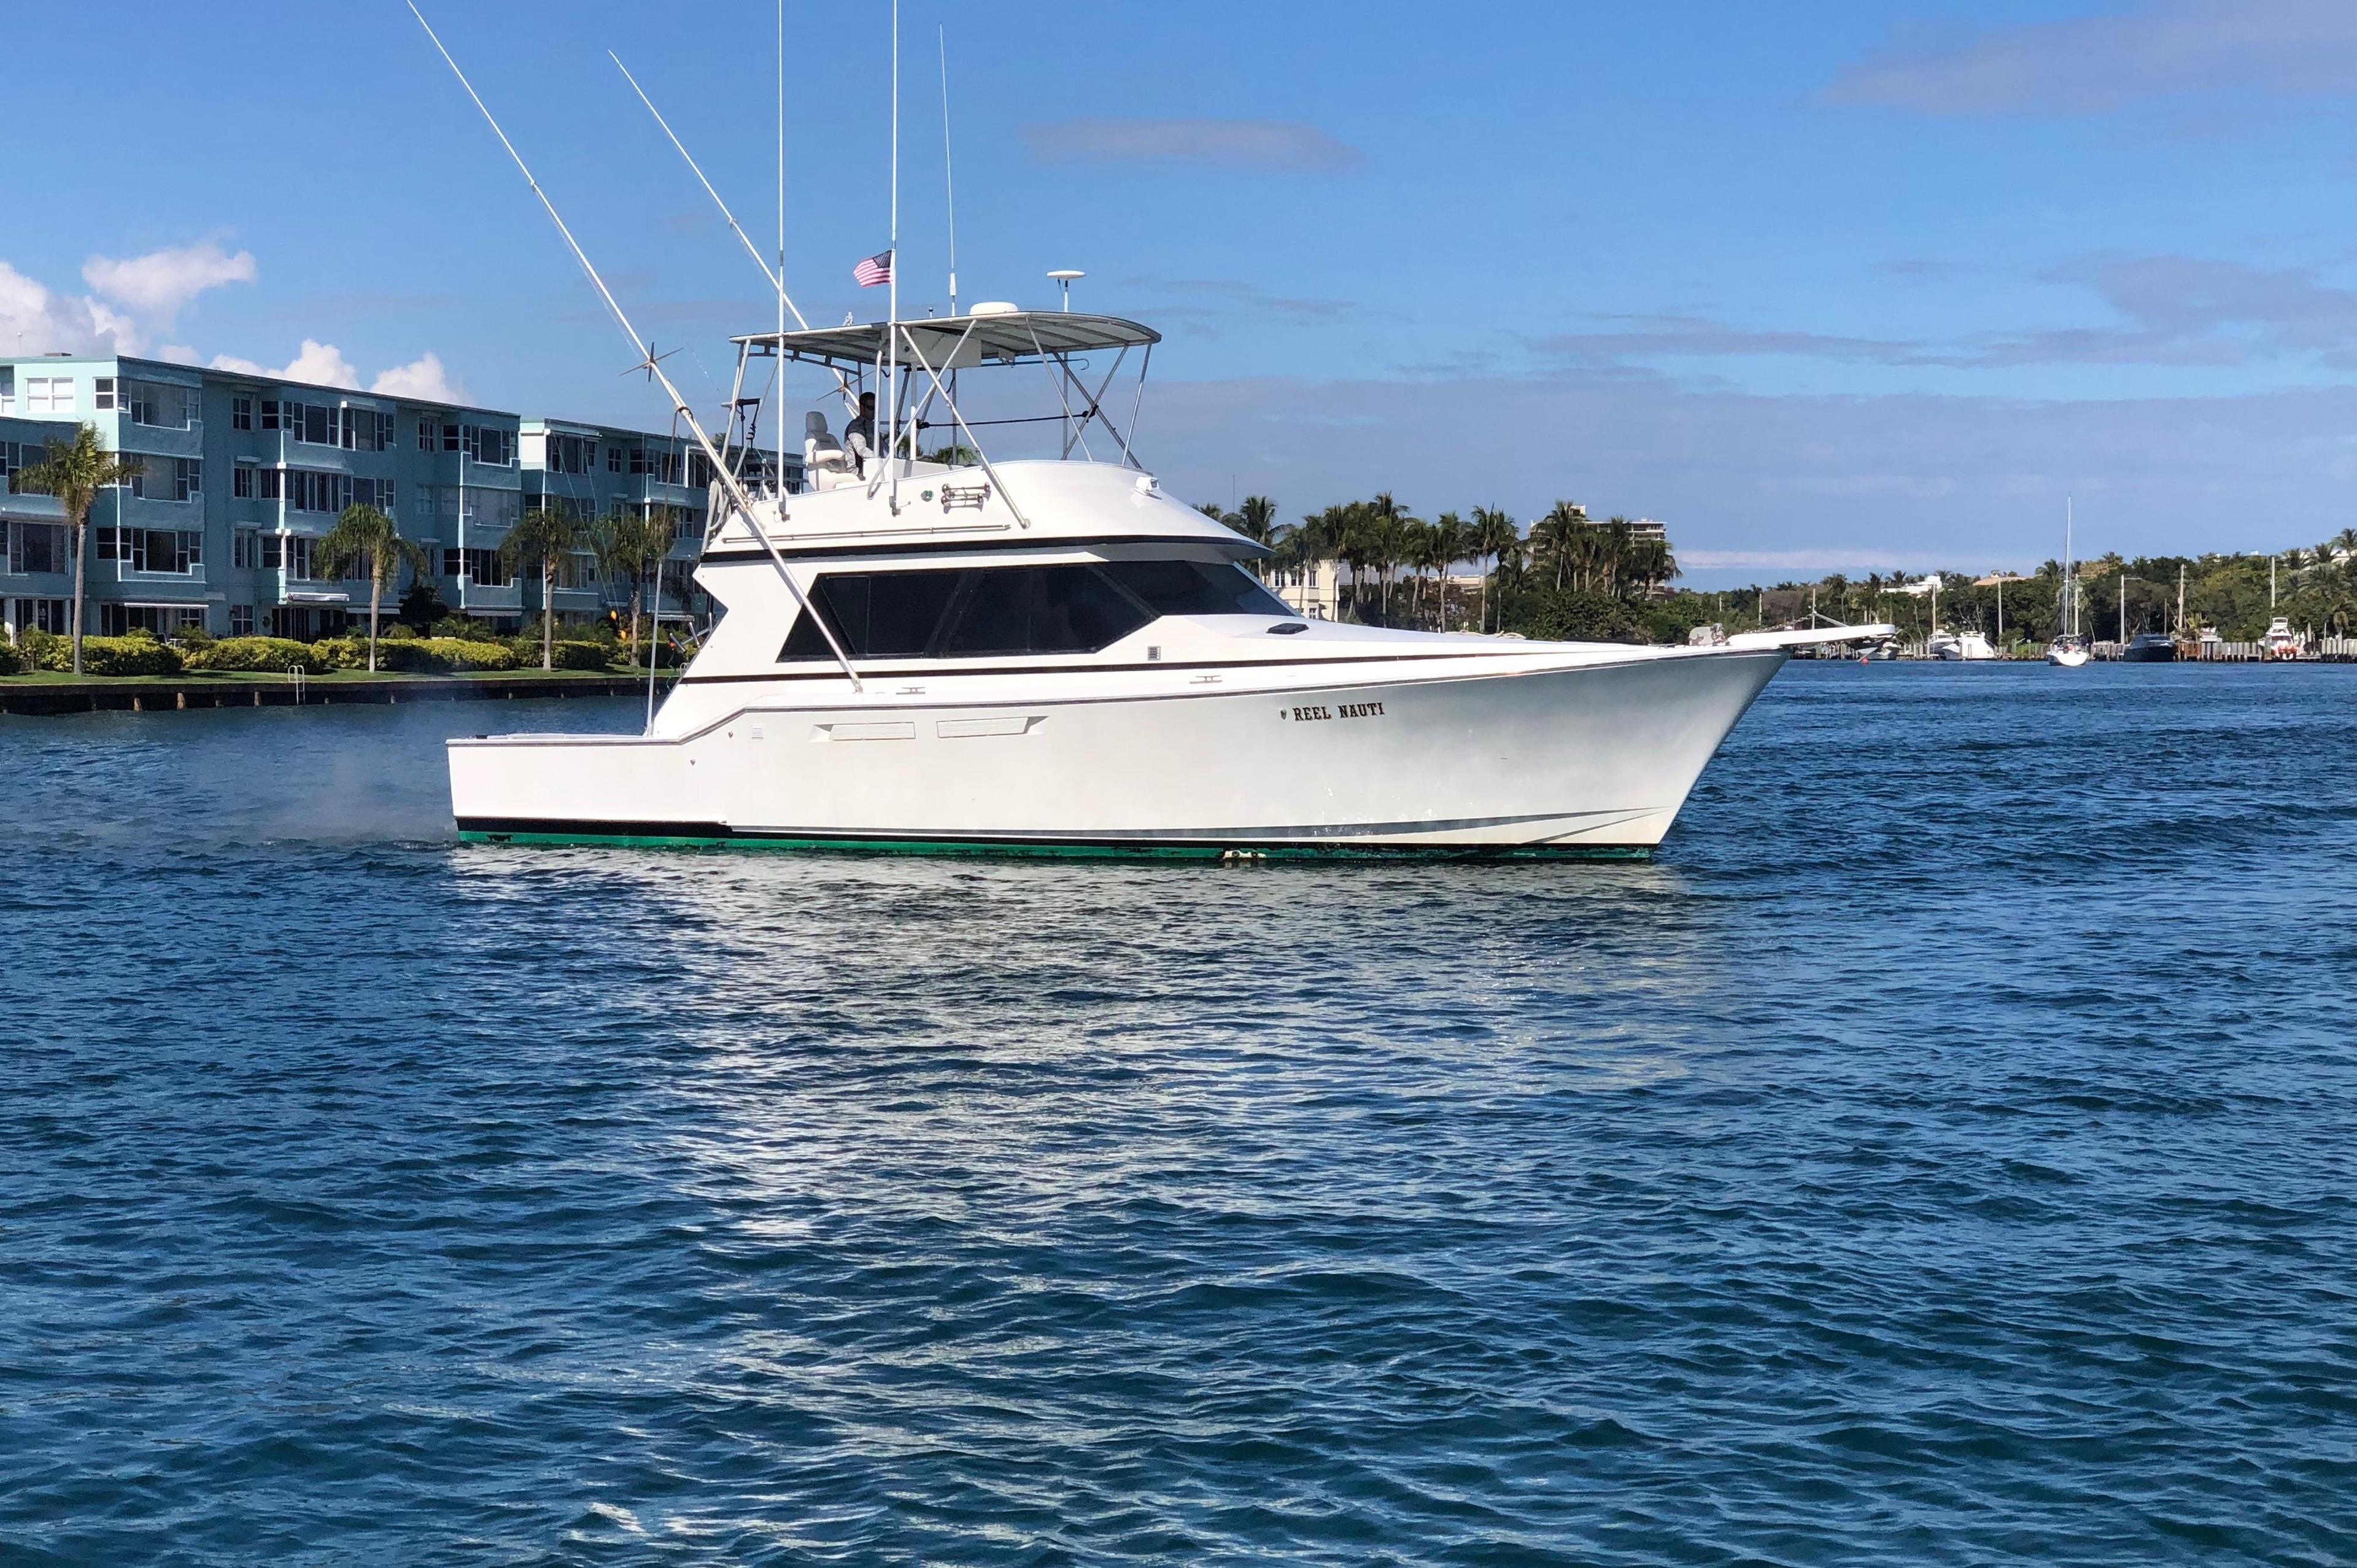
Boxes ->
[0,353,791,642]
[517,418,799,626]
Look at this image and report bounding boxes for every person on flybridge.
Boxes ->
[842,391,878,476]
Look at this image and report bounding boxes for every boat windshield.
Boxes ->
[780,560,1290,662]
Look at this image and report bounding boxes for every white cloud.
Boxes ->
[370,352,465,403]
[209,339,362,390]
[1827,0,2357,117]
[82,241,256,323]
[0,258,142,355]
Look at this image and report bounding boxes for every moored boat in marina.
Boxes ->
[2046,501,2091,666]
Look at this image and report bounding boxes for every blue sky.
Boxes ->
[10,1,2357,582]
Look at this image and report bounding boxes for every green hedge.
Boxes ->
[0,641,23,676]
[183,636,319,673]
[381,637,522,673]
[47,635,185,676]
[549,639,615,671]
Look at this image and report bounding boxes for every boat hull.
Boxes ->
[449,649,1786,858]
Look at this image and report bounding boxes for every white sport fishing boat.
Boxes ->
[417,12,1891,859]
[449,309,1888,857]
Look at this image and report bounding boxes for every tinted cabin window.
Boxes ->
[1104,560,1291,617]
[781,568,963,659]
[778,560,1275,662]
[939,565,1147,656]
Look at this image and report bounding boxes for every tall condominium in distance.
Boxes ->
[0,354,801,642]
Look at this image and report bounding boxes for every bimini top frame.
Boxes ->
[730,310,1163,503]
[736,310,1158,371]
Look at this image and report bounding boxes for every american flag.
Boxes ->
[852,249,893,288]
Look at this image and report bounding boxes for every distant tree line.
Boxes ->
[1198,495,1681,637]
[1197,491,2357,647]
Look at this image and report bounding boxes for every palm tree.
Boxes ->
[499,506,590,670]
[590,508,676,657]
[1469,506,1518,631]
[1415,513,1463,628]
[1231,495,1279,574]
[15,423,144,674]
[1530,501,1589,592]
[314,503,432,673]
[1365,492,1413,622]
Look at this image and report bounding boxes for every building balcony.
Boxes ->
[452,578,522,612]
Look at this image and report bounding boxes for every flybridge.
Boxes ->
[715,307,1165,512]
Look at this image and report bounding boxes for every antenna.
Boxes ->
[1048,269,1085,311]
[609,53,808,330]
[887,0,901,512]
[408,1,861,692]
[940,25,958,317]
[776,0,786,504]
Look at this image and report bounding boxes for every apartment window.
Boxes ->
[261,400,284,431]
[126,380,197,429]
[545,433,595,474]
[460,425,514,466]
[100,603,206,636]
[0,441,25,486]
[277,469,353,514]
[233,528,261,570]
[0,366,13,414]
[606,444,622,473]
[174,458,201,503]
[25,377,75,417]
[230,604,255,636]
[232,395,254,431]
[9,523,66,574]
[443,546,509,586]
[233,462,256,500]
[441,422,460,452]
[12,596,69,631]
[93,377,118,412]
[98,526,204,574]
[261,533,321,580]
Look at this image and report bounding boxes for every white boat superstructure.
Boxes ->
[1929,630,1997,661]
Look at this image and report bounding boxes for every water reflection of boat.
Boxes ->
[2123,631,2177,663]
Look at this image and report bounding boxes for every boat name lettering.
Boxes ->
[1283,701,1384,722]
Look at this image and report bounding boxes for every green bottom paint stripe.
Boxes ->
[455,827,1651,862]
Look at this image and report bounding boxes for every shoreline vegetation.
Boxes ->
[1206,496,2357,649]
[0,622,685,684]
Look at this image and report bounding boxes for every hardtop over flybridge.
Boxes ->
[414,6,1891,859]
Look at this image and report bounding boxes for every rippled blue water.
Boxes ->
[4,663,2354,1565]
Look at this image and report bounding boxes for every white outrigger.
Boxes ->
[416,6,1887,860]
